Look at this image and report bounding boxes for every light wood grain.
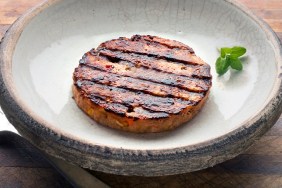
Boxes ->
[0,0,282,187]
[239,0,282,9]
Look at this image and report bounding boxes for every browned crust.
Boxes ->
[99,36,198,64]
[72,85,210,133]
[72,35,212,133]
[81,54,210,92]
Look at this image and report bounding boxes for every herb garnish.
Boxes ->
[216,46,247,75]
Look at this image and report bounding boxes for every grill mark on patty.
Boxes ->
[82,53,210,92]
[89,95,169,119]
[98,49,211,78]
[98,37,204,65]
[74,65,204,102]
[90,95,128,115]
[131,35,194,52]
[126,106,169,119]
[76,81,196,114]
[73,35,212,120]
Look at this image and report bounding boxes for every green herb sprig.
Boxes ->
[216,46,247,75]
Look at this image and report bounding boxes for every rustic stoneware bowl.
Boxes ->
[0,0,282,176]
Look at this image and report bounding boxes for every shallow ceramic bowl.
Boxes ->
[0,0,282,176]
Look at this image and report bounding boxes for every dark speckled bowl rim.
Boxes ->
[0,0,282,176]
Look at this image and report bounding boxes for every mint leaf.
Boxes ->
[230,46,246,58]
[230,58,243,70]
[221,47,232,58]
[224,55,232,69]
[215,46,246,75]
[216,57,230,75]
[216,57,224,75]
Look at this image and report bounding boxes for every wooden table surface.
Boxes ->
[1,0,282,187]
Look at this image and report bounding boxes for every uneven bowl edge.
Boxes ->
[0,0,281,176]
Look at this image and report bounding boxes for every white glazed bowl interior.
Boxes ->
[12,0,278,150]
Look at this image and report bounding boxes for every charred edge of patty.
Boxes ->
[73,84,171,120]
[73,35,212,120]
[74,80,198,115]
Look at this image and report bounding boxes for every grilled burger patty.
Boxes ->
[72,35,212,133]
